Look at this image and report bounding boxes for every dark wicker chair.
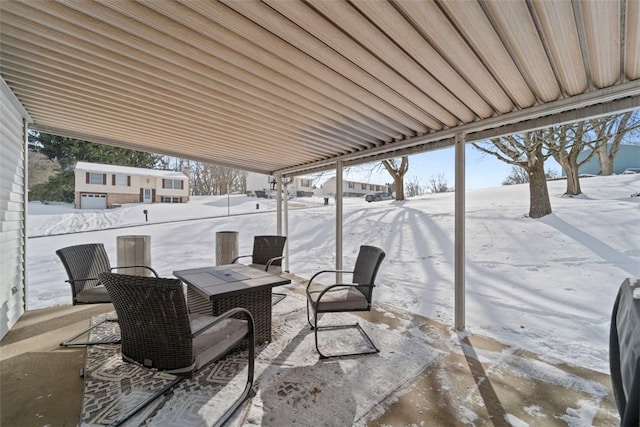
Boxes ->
[233,235,288,305]
[306,245,386,359]
[99,272,255,427]
[55,243,158,347]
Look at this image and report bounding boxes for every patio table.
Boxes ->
[173,264,291,344]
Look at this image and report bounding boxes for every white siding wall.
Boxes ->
[0,79,29,339]
[245,172,270,193]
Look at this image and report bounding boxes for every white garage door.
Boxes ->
[81,193,107,209]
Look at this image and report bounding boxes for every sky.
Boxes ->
[329,143,563,190]
[24,173,639,424]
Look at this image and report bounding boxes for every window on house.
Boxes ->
[361,183,367,190]
[163,179,183,189]
[369,184,375,191]
[115,174,128,186]
[348,182,354,189]
[161,196,181,203]
[89,173,105,185]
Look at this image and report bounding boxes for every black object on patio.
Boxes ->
[99,272,255,427]
[609,277,640,427]
[305,245,386,359]
[55,243,158,347]
[233,235,287,305]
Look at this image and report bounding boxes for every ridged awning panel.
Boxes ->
[531,0,588,96]
[0,0,637,176]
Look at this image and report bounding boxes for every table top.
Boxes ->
[173,264,291,299]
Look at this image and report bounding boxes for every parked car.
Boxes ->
[365,191,394,202]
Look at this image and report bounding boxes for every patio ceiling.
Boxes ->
[1,0,639,176]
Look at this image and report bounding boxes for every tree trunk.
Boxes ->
[394,175,405,200]
[381,156,409,201]
[527,146,552,218]
[552,153,582,196]
[564,156,582,196]
[595,143,614,175]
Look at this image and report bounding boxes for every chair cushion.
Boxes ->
[76,285,111,304]
[190,314,249,371]
[307,283,369,312]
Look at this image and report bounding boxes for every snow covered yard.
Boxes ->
[22,175,640,426]
[27,174,639,378]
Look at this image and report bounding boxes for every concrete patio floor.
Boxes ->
[1,282,620,427]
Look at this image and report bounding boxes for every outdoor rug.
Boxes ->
[80,290,440,426]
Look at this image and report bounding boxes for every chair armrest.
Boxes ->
[191,307,255,337]
[307,269,353,289]
[264,256,285,271]
[315,283,374,303]
[110,265,159,277]
[232,255,252,264]
[66,277,99,284]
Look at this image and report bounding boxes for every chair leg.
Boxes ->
[60,318,120,347]
[313,312,380,359]
[108,376,185,427]
[271,292,286,306]
[214,314,256,427]
[110,313,255,427]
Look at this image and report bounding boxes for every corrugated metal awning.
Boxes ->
[1,0,638,175]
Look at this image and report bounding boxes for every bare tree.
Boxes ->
[427,173,452,193]
[589,112,639,175]
[543,121,600,196]
[381,156,409,201]
[185,161,247,195]
[502,166,529,185]
[405,176,426,197]
[474,129,552,218]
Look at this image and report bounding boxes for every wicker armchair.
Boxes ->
[55,243,158,347]
[306,245,386,358]
[232,235,286,273]
[233,235,287,305]
[99,272,255,427]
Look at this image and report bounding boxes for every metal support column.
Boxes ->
[283,178,290,272]
[335,161,343,283]
[276,175,282,236]
[454,132,466,331]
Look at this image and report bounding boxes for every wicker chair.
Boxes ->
[55,243,158,347]
[306,245,386,359]
[99,272,255,427]
[233,235,287,305]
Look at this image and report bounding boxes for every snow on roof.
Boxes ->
[75,161,188,179]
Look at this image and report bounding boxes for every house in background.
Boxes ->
[321,177,389,198]
[74,161,190,209]
[570,144,640,176]
[245,172,316,198]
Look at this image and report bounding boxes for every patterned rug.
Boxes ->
[80,291,440,426]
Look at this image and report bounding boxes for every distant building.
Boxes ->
[321,177,389,198]
[74,162,190,209]
[245,172,315,198]
[563,143,640,176]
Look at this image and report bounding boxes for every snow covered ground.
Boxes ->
[26,174,640,374]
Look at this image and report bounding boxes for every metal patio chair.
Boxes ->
[233,235,288,305]
[55,243,158,347]
[306,245,386,359]
[99,272,255,427]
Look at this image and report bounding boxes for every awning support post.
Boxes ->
[454,132,466,331]
[335,161,343,283]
